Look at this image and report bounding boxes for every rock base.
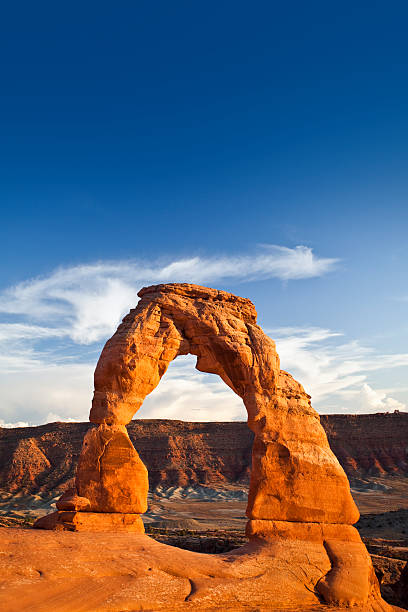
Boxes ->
[33,511,145,532]
[246,518,363,542]
[0,528,395,611]
[246,519,377,607]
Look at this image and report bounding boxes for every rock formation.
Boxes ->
[86,283,358,524]
[394,561,408,607]
[320,412,408,476]
[0,528,395,612]
[32,283,392,609]
[74,423,148,514]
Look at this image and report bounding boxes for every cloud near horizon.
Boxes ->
[272,326,408,414]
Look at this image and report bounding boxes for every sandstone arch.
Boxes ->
[36,284,388,608]
[83,283,358,525]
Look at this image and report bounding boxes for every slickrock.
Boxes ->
[0,528,395,612]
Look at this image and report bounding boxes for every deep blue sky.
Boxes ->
[1,1,408,424]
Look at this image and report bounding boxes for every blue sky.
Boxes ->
[1,1,408,425]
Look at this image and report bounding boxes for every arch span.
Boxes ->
[78,283,358,524]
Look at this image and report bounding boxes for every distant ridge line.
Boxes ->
[0,413,407,496]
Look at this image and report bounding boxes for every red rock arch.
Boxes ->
[83,283,358,525]
[39,284,384,606]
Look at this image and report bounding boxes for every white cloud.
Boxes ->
[0,352,243,425]
[0,323,407,424]
[357,383,406,414]
[0,420,30,428]
[0,323,66,341]
[271,326,408,413]
[138,355,245,422]
[44,412,81,424]
[0,362,94,425]
[0,245,338,425]
[0,245,337,345]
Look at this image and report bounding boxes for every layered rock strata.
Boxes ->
[1,414,407,496]
[35,283,387,607]
[35,511,145,532]
[74,424,148,513]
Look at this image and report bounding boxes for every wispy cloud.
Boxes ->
[0,245,339,425]
[0,323,406,425]
[2,246,405,424]
[0,245,337,344]
[0,362,95,425]
[139,355,245,422]
[0,323,66,341]
[0,420,30,428]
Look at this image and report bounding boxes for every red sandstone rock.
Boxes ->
[56,488,91,511]
[35,283,391,608]
[75,424,148,513]
[0,436,51,492]
[0,528,394,612]
[88,283,359,525]
[247,370,359,523]
[320,412,408,476]
[34,511,144,532]
[246,520,377,606]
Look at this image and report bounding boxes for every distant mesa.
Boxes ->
[1,414,407,497]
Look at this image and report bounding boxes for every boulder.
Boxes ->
[56,488,91,511]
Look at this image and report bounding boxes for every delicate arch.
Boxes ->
[88,283,359,524]
[35,283,380,608]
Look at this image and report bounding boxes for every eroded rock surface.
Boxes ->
[1,415,407,497]
[74,424,148,513]
[0,528,395,612]
[34,511,145,532]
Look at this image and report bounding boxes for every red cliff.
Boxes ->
[0,412,406,496]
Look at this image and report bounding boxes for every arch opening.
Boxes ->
[137,353,246,422]
[135,354,250,542]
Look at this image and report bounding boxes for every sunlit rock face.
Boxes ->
[74,424,148,514]
[33,283,389,608]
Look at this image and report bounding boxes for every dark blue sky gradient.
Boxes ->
[1,1,408,345]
